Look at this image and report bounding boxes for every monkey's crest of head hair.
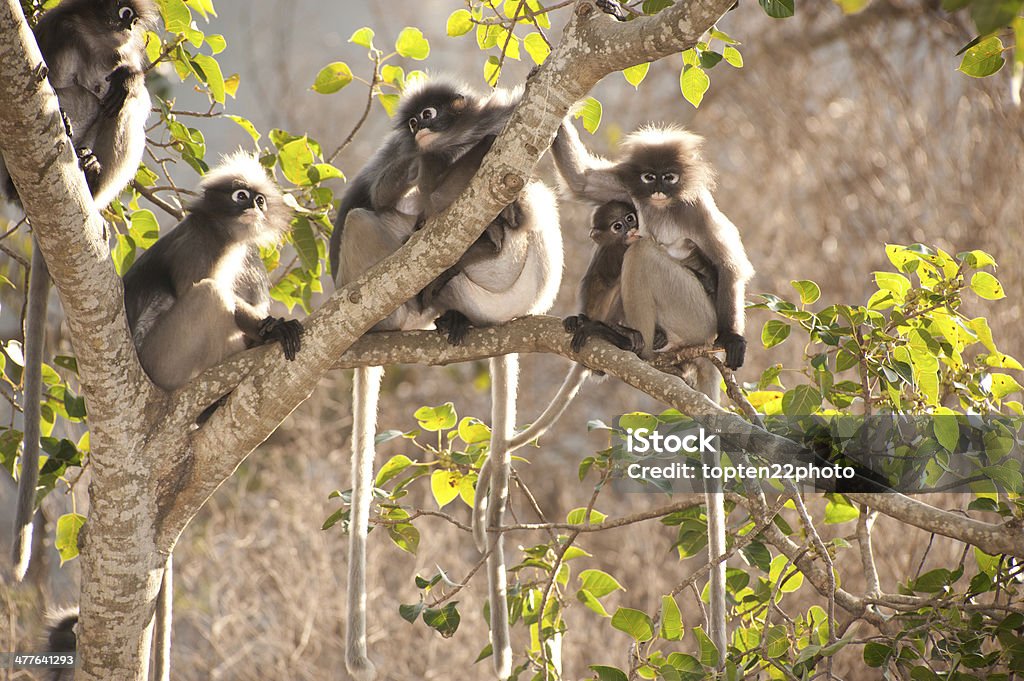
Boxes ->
[196,151,293,243]
[620,125,716,196]
[394,76,481,129]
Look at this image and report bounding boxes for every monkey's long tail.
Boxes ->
[13,244,49,582]
[485,354,517,681]
[346,365,383,681]
[702,448,727,668]
[473,363,590,550]
[508,363,590,451]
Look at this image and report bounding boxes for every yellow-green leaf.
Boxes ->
[55,513,86,564]
[447,9,474,36]
[959,36,1005,78]
[226,115,260,144]
[396,27,430,60]
[990,373,1023,399]
[970,271,1005,299]
[430,469,461,508]
[680,65,710,108]
[622,62,650,88]
[573,97,603,134]
[192,54,225,103]
[312,62,353,94]
[723,45,743,67]
[523,32,550,65]
[349,27,375,49]
[277,138,315,186]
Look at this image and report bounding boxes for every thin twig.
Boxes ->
[328,53,382,164]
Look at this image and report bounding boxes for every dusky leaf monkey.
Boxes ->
[123,152,303,392]
[0,0,156,583]
[551,120,755,661]
[336,74,568,679]
[334,78,529,681]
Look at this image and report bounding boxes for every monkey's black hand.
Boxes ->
[77,148,102,189]
[258,316,304,360]
[61,109,75,139]
[101,66,135,118]
[563,314,588,334]
[596,0,629,20]
[435,310,472,346]
[716,331,746,370]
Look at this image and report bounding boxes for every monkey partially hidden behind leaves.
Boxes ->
[2,0,157,584]
[123,152,303,391]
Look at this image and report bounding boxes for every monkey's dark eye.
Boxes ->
[408,118,418,133]
[254,194,267,210]
[625,213,637,225]
[640,173,657,184]
[118,5,135,22]
[662,173,680,184]
[232,189,251,204]
[611,221,623,232]
[421,107,437,121]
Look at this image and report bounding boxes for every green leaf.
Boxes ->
[523,32,550,65]
[970,271,1005,299]
[875,272,911,300]
[376,454,414,487]
[567,507,607,525]
[759,0,795,18]
[764,625,789,658]
[834,0,870,13]
[959,36,1006,77]
[395,27,430,60]
[192,54,225,103]
[789,280,821,304]
[483,55,501,86]
[722,46,743,67]
[660,595,683,640]
[205,33,226,54]
[399,602,425,623]
[573,97,603,134]
[971,0,1023,35]
[623,62,651,88]
[933,414,960,453]
[589,666,629,681]
[769,554,805,593]
[312,62,353,94]
[349,27,375,49]
[458,417,490,444]
[387,522,420,554]
[990,373,1024,398]
[863,642,893,667]
[157,0,192,33]
[611,607,654,642]
[579,569,624,598]
[824,497,860,524]
[55,513,86,564]
[960,249,997,268]
[446,9,474,36]
[762,320,791,349]
[430,470,461,508]
[577,588,611,617]
[225,115,260,143]
[680,65,710,108]
[278,138,315,186]
[423,602,460,638]
[781,385,822,416]
[414,403,457,431]
[694,627,720,667]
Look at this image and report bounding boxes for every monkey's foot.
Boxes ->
[596,0,629,20]
[101,66,135,118]
[60,110,75,140]
[715,331,747,370]
[435,310,472,346]
[653,326,669,351]
[77,148,101,185]
[258,317,304,360]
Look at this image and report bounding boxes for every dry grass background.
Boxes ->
[2,2,1023,679]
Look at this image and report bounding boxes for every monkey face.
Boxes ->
[590,201,638,245]
[397,82,476,150]
[617,129,711,207]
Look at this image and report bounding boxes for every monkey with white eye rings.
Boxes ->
[2,0,156,585]
[551,122,751,661]
[335,79,533,681]
[123,152,303,392]
[550,122,754,372]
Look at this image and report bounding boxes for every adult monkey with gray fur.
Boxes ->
[424,139,563,681]
[0,0,156,584]
[551,121,754,662]
[41,154,303,681]
[123,152,303,391]
[333,79,528,681]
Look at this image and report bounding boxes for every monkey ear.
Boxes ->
[451,95,467,112]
